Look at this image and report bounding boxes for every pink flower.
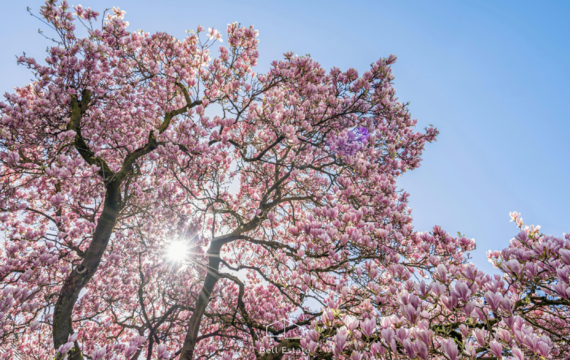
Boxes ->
[552,282,569,299]
[455,281,471,302]
[360,317,376,337]
[403,339,415,358]
[489,340,503,358]
[5,150,19,165]
[441,293,458,311]
[125,345,138,358]
[369,266,378,279]
[334,327,349,353]
[512,347,524,360]
[559,248,570,265]
[322,309,334,324]
[370,342,385,356]
[307,330,319,343]
[484,291,503,312]
[415,339,428,360]
[157,344,170,359]
[524,334,538,351]
[505,259,521,275]
[402,303,417,323]
[536,340,551,357]
[381,328,395,343]
[437,264,448,282]
[343,315,359,332]
[350,351,363,360]
[308,341,318,354]
[415,329,433,346]
[30,321,40,331]
[91,347,106,360]
[441,339,458,360]
[419,280,428,297]
[463,301,475,317]
[497,328,512,343]
[473,329,488,346]
[396,328,409,343]
[68,333,78,343]
[50,193,66,208]
[501,297,514,314]
[58,342,74,355]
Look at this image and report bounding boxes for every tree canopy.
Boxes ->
[0,1,568,359]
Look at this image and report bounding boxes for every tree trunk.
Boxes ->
[178,241,223,360]
[52,184,121,359]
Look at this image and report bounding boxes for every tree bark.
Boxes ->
[53,184,121,359]
[178,240,223,360]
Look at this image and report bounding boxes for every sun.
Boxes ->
[166,241,189,263]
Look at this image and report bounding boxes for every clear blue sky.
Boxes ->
[1,0,569,274]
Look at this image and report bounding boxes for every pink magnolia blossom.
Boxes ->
[489,340,503,358]
[441,339,458,360]
[360,317,376,337]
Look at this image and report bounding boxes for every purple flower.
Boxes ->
[464,265,478,280]
[370,342,385,356]
[442,293,458,311]
[125,345,138,358]
[355,127,369,141]
[497,328,512,343]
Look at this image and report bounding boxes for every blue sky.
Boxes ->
[1,0,568,274]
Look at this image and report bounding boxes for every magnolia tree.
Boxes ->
[0,1,568,360]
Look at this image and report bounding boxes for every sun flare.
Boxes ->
[166,241,189,262]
